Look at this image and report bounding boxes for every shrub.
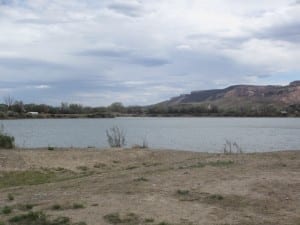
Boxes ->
[9,211,71,225]
[134,177,148,182]
[177,190,190,195]
[0,171,57,189]
[51,204,62,210]
[103,213,122,224]
[209,194,224,200]
[76,166,88,171]
[72,203,84,209]
[2,206,12,214]
[0,126,14,149]
[106,126,126,148]
[17,204,34,211]
[47,146,54,151]
[144,218,154,223]
[223,140,243,154]
[132,137,149,149]
[103,213,139,225]
[7,193,14,201]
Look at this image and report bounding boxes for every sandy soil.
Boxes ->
[0,148,299,225]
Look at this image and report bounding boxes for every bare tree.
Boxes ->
[223,140,243,154]
[106,126,126,148]
[3,96,14,110]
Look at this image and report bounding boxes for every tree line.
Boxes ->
[0,95,299,118]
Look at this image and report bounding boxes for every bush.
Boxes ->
[7,193,14,201]
[8,211,77,225]
[47,146,54,151]
[0,133,14,149]
[51,204,62,210]
[0,125,14,149]
[223,140,243,154]
[2,206,12,214]
[72,203,85,209]
[106,126,126,148]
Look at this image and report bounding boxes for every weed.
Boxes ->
[47,146,54,151]
[17,204,34,211]
[7,193,14,201]
[54,167,66,172]
[134,177,148,182]
[177,190,190,195]
[8,211,85,225]
[2,206,12,214]
[93,163,106,168]
[209,194,224,201]
[72,203,85,209]
[91,203,99,207]
[190,162,206,168]
[103,212,139,225]
[223,140,243,154]
[74,223,87,225]
[106,126,126,148]
[179,160,234,170]
[51,204,62,210]
[0,171,55,189]
[87,146,95,149]
[142,162,161,167]
[208,160,234,167]
[8,211,79,225]
[126,166,138,170]
[157,222,170,225]
[178,162,205,169]
[76,166,88,171]
[0,125,14,149]
[103,213,122,224]
[144,218,154,223]
[132,137,148,149]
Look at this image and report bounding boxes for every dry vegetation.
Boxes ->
[0,148,299,225]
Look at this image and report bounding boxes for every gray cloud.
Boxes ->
[186,33,251,49]
[77,48,130,58]
[15,18,72,25]
[107,2,143,17]
[130,56,170,67]
[0,57,66,70]
[77,48,170,67]
[0,0,299,106]
[293,0,300,5]
[0,0,9,5]
[258,21,300,43]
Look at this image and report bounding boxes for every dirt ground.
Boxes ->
[0,148,299,225]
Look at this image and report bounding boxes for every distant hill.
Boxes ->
[153,81,300,116]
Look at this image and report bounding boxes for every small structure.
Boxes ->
[280,110,288,116]
[27,112,39,115]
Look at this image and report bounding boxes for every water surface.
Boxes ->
[1,117,299,152]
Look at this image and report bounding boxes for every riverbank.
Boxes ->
[1,112,299,120]
[0,148,299,225]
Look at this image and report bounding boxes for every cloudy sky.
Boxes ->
[0,0,299,106]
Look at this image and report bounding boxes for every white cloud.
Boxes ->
[33,85,50,89]
[0,0,299,105]
[223,39,300,72]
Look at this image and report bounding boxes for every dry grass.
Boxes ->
[0,148,299,225]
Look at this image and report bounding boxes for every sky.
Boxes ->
[0,0,299,106]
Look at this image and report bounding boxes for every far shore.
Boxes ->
[1,113,299,120]
[0,148,299,225]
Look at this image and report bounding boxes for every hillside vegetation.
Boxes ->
[152,81,300,116]
[1,81,299,118]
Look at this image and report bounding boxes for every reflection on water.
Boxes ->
[1,117,299,152]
